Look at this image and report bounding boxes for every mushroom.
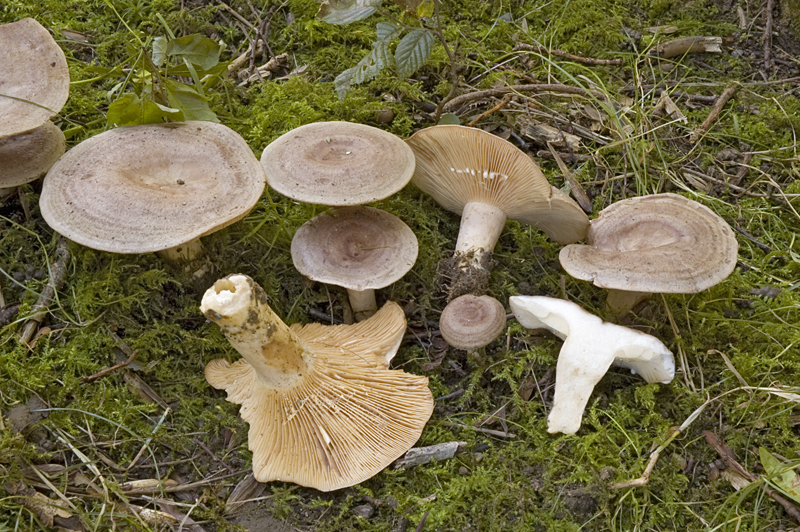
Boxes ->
[260,121,415,206]
[201,274,434,491]
[509,295,674,434]
[0,18,70,138]
[438,294,507,351]
[39,121,265,261]
[0,121,65,199]
[406,125,589,300]
[559,193,738,315]
[291,206,418,321]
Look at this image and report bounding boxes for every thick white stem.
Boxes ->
[455,202,507,256]
[200,274,310,389]
[157,237,204,262]
[347,288,378,322]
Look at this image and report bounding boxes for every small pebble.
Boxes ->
[352,504,374,519]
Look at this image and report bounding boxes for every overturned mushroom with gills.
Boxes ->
[406,125,589,300]
[201,274,434,491]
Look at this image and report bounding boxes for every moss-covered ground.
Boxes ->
[2,0,800,530]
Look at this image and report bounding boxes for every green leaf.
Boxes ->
[394,28,435,78]
[759,447,800,504]
[334,66,357,100]
[106,93,180,127]
[392,0,433,17]
[152,36,167,67]
[376,21,401,43]
[166,80,219,122]
[438,112,460,125]
[166,35,221,70]
[317,0,382,24]
[334,42,391,100]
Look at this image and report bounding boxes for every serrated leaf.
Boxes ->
[760,447,800,504]
[166,80,219,122]
[106,93,180,127]
[166,35,221,70]
[394,28,434,78]
[334,66,357,100]
[317,0,381,24]
[376,21,401,43]
[152,36,167,67]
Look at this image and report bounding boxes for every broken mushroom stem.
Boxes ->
[201,275,311,389]
[605,289,652,316]
[454,202,506,270]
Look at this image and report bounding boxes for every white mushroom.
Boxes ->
[509,295,674,434]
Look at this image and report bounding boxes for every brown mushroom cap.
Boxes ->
[406,125,588,245]
[0,121,65,188]
[0,18,70,138]
[439,294,507,350]
[39,122,265,254]
[261,121,415,205]
[291,206,418,291]
[559,193,738,293]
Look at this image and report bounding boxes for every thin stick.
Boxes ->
[689,86,737,143]
[467,94,512,127]
[194,437,235,473]
[443,84,608,113]
[611,401,707,489]
[704,430,800,524]
[764,0,774,71]
[19,236,70,346]
[80,350,139,383]
[513,43,622,65]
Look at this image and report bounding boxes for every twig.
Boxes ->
[466,94,512,127]
[704,430,800,524]
[215,0,254,29]
[513,43,622,65]
[19,236,70,346]
[194,437,235,473]
[764,0,774,71]
[415,510,429,532]
[651,36,723,58]
[611,401,707,489]
[620,86,720,105]
[80,350,139,383]
[729,152,753,187]
[734,225,772,253]
[443,84,608,113]
[689,86,738,143]
[432,0,460,123]
[546,142,592,213]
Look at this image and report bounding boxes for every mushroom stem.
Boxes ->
[157,238,204,262]
[200,274,311,389]
[346,288,378,322]
[455,202,507,258]
[605,289,652,316]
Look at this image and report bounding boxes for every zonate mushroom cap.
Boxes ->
[509,295,674,434]
[0,18,70,138]
[0,121,65,188]
[439,294,507,350]
[39,122,265,254]
[261,121,415,205]
[559,193,738,293]
[202,274,433,491]
[406,125,589,245]
[291,206,418,291]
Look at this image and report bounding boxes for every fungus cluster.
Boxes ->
[0,18,69,198]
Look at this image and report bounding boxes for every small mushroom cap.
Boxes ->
[261,121,415,205]
[439,294,507,350]
[291,206,418,291]
[40,122,265,254]
[0,121,65,187]
[406,125,589,244]
[559,193,738,293]
[0,18,70,138]
[509,295,675,434]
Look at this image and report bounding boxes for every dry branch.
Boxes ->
[513,43,622,65]
[19,236,70,346]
